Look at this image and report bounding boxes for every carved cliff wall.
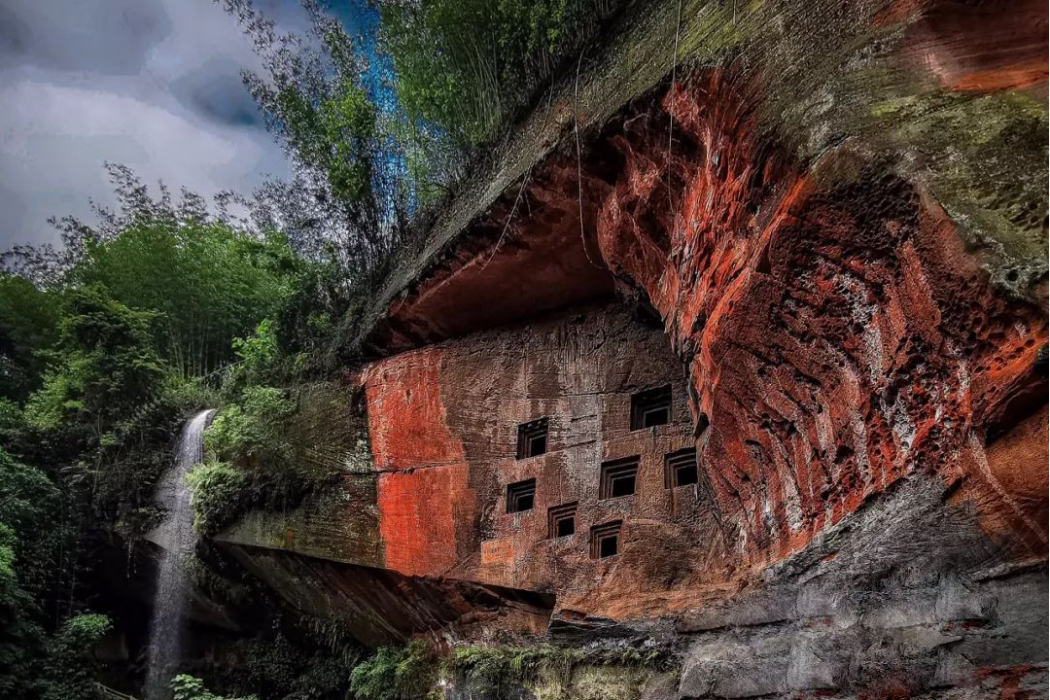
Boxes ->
[211,0,1047,694]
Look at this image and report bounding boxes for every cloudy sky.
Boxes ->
[0,0,320,249]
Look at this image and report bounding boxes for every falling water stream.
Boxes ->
[144,408,215,699]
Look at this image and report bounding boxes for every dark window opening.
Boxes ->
[547,502,577,538]
[631,386,672,430]
[611,473,636,497]
[557,517,575,537]
[600,457,639,499]
[506,479,536,513]
[517,418,549,459]
[590,520,622,559]
[665,448,699,488]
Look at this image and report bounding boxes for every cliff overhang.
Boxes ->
[219,0,1047,695]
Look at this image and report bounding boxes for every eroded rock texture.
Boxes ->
[216,0,1047,695]
[362,304,716,618]
[594,69,1047,566]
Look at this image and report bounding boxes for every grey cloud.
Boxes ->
[170,58,265,128]
[0,183,28,239]
[0,0,173,75]
[0,0,298,250]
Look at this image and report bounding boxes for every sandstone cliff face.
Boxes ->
[593,70,1047,569]
[358,0,1048,579]
[361,304,720,617]
[217,0,1047,696]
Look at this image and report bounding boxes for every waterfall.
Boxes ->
[144,408,214,700]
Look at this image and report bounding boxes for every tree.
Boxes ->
[221,0,400,284]
[0,273,61,402]
[0,520,47,700]
[73,219,298,378]
[0,449,108,700]
[25,284,166,436]
[40,614,112,700]
[0,448,64,601]
[379,0,627,145]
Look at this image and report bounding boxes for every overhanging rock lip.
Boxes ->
[217,538,557,644]
[215,536,556,609]
[351,0,694,359]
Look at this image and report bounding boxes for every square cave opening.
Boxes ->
[665,448,699,488]
[506,479,537,513]
[600,457,639,499]
[590,520,622,558]
[631,385,672,429]
[517,418,549,459]
[547,502,577,538]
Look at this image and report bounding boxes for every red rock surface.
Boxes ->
[361,304,730,618]
[336,0,1050,638]
[365,347,470,575]
[592,70,1047,568]
[899,0,1048,94]
[356,66,1045,622]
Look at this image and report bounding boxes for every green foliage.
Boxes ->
[206,387,295,467]
[189,316,360,537]
[206,630,357,700]
[273,258,362,372]
[52,613,111,648]
[222,0,396,280]
[186,461,254,536]
[0,171,324,541]
[12,284,188,538]
[0,449,60,699]
[0,272,61,402]
[0,449,112,700]
[40,613,112,700]
[380,0,627,145]
[192,363,303,535]
[349,641,438,700]
[0,398,26,449]
[318,85,377,206]
[24,284,165,433]
[226,320,282,394]
[447,644,582,686]
[268,76,378,216]
[0,521,46,700]
[172,674,258,700]
[73,221,297,377]
[0,448,64,598]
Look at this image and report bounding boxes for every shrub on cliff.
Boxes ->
[349,641,438,700]
[186,461,255,537]
[191,316,362,538]
[446,644,581,694]
[205,386,296,470]
[172,674,257,700]
[193,332,309,536]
